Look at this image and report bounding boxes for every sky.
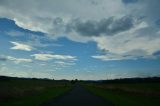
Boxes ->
[0,0,160,80]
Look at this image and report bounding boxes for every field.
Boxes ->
[1,76,160,106]
[85,81,160,106]
[0,76,73,106]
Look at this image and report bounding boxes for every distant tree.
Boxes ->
[70,79,78,84]
[75,79,78,82]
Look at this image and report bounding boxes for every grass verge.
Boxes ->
[0,86,72,106]
[0,78,74,106]
[85,85,160,106]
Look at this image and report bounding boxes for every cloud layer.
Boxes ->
[0,0,160,61]
[31,53,77,61]
[6,56,32,64]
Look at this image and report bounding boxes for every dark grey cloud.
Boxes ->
[155,19,160,27]
[89,0,99,5]
[144,0,160,18]
[153,51,160,56]
[122,0,160,27]
[122,0,138,4]
[66,16,134,36]
[0,57,7,61]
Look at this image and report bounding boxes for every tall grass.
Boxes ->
[0,79,73,106]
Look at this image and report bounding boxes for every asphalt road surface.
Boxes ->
[41,85,113,106]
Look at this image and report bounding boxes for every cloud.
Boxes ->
[6,56,32,64]
[92,21,160,61]
[5,30,25,37]
[122,0,138,4]
[25,35,63,48]
[0,66,54,79]
[10,41,33,51]
[0,0,126,39]
[23,65,32,68]
[92,54,133,61]
[92,53,155,61]
[54,61,76,67]
[0,57,7,61]
[6,31,62,48]
[66,16,134,36]
[0,0,160,61]
[31,53,77,61]
[54,61,67,65]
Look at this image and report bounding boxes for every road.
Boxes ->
[41,85,113,106]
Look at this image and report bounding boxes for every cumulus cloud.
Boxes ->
[10,41,33,51]
[31,53,77,61]
[0,0,126,38]
[92,21,160,61]
[66,16,135,36]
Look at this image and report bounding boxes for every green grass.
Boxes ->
[85,83,160,106]
[97,83,160,92]
[1,87,72,106]
[0,79,73,106]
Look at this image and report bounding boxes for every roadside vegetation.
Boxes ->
[0,76,73,106]
[84,77,160,106]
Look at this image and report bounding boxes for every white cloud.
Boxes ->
[54,61,66,65]
[31,53,77,61]
[54,61,76,67]
[7,56,32,64]
[0,0,125,32]
[92,54,132,61]
[10,41,33,51]
[0,0,127,43]
[92,21,160,61]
